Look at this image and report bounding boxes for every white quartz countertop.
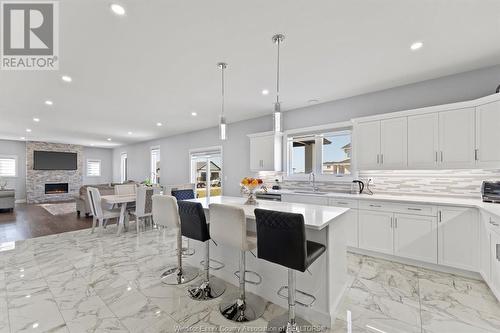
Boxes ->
[273,189,500,217]
[187,196,349,230]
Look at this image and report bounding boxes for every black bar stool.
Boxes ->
[177,201,226,300]
[172,189,196,256]
[254,208,326,333]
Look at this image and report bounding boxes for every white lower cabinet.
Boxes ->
[393,213,438,264]
[358,210,393,255]
[480,211,491,282]
[437,206,479,271]
[343,209,359,248]
[490,231,500,297]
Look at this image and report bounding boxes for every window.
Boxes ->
[287,130,352,177]
[86,159,101,177]
[150,148,160,184]
[120,153,127,183]
[0,156,17,177]
[322,132,352,175]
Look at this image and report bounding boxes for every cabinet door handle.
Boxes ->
[395,217,398,228]
[440,151,444,162]
[407,208,422,211]
[337,202,349,205]
[369,204,382,208]
[390,217,393,228]
[435,151,438,163]
[475,149,479,161]
[497,244,500,261]
[377,154,380,164]
[438,211,442,223]
[380,154,384,164]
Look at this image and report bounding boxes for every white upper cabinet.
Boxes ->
[356,118,407,170]
[408,113,439,169]
[249,132,282,172]
[356,121,380,170]
[476,101,500,168]
[438,108,476,168]
[380,117,407,169]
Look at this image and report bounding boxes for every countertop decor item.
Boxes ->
[240,177,264,205]
[0,178,7,190]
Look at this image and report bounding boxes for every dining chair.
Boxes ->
[87,187,121,233]
[115,184,137,196]
[129,186,154,232]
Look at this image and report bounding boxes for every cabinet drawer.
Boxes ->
[329,198,358,209]
[359,200,436,216]
[484,211,500,235]
[358,200,398,212]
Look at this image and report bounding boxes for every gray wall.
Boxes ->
[113,65,500,196]
[0,140,26,200]
[82,147,114,185]
[0,140,113,201]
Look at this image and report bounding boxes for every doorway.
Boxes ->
[190,148,222,199]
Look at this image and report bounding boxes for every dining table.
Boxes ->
[101,194,136,235]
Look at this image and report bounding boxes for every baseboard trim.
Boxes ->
[348,247,482,280]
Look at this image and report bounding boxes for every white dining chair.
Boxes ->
[130,186,155,232]
[115,184,137,196]
[87,187,121,233]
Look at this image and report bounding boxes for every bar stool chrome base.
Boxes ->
[267,314,313,333]
[161,266,198,285]
[187,276,226,300]
[219,292,266,322]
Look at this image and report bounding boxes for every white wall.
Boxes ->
[0,139,26,200]
[0,140,113,201]
[113,65,500,196]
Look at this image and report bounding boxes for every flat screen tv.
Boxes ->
[33,151,78,170]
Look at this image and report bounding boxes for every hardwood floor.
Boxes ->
[0,202,106,243]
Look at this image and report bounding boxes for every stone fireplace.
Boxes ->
[26,142,83,203]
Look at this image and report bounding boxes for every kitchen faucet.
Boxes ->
[309,172,319,192]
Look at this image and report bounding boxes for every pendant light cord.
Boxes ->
[221,65,225,117]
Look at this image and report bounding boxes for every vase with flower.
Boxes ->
[240,177,264,205]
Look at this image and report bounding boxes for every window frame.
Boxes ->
[283,123,355,181]
[86,159,101,177]
[0,155,18,178]
[150,146,160,184]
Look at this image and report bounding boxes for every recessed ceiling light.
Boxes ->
[61,75,72,82]
[127,131,132,135]
[410,41,423,51]
[262,89,269,95]
[308,99,319,104]
[20,137,25,140]
[26,129,31,133]
[32,323,39,329]
[107,138,112,141]
[156,122,162,127]
[90,143,95,146]
[191,112,197,116]
[33,117,40,122]
[44,100,53,106]
[110,3,126,16]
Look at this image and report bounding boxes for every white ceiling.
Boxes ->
[1,0,500,147]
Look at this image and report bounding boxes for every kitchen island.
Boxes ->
[185,196,350,328]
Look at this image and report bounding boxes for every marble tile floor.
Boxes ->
[0,225,499,333]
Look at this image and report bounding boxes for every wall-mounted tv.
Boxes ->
[33,151,78,170]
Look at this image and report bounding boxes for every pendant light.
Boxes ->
[272,34,285,133]
[217,62,228,141]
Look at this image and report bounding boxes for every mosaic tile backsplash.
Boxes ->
[257,169,500,199]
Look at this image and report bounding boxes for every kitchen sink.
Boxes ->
[293,191,329,195]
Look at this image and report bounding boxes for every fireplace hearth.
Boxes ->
[45,183,69,195]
